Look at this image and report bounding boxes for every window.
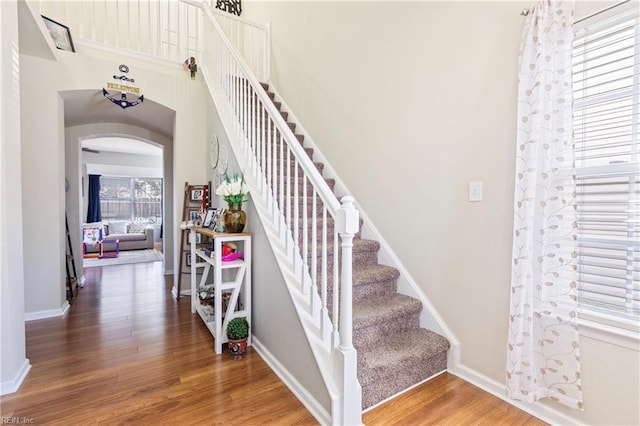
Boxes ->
[100,177,163,224]
[572,9,639,338]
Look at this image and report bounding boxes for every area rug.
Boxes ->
[83,249,163,268]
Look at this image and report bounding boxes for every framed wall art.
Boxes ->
[41,15,75,52]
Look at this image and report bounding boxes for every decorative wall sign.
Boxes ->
[102,64,144,109]
[215,0,242,16]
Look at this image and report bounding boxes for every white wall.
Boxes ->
[243,1,639,424]
[19,5,207,316]
[20,49,67,317]
[0,0,30,395]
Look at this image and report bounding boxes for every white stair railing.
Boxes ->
[195,3,362,424]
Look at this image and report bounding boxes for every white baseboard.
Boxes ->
[0,359,31,395]
[252,337,332,425]
[452,364,580,426]
[24,301,70,321]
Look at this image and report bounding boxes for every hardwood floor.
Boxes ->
[0,261,546,425]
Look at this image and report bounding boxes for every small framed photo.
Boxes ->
[202,207,218,229]
[188,233,202,244]
[188,210,200,221]
[186,254,193,267]
[41,15,75,52]
[191,189,204,201]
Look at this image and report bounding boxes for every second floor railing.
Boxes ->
[37,0,270,82]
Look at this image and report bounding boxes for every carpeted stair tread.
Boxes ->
[357,329,449,408]
[323,262,397,286]
[352,264,399,287]
[352,294,422,330]
[357,328,449,383]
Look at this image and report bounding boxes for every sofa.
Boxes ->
[83,222,155,253]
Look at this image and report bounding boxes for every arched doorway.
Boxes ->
[61,90,176,282]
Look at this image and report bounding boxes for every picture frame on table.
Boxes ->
[191,189,204,201]
[41,15,75,52]
[203,207,221,229]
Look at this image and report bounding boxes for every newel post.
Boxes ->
[333,196,362,425]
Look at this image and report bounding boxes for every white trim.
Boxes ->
[24,301,70,321]
[74,38,180,69]
[579,318,640,351]
[0,359,31,396]
[452,364,581,426]
[252,337,332,426]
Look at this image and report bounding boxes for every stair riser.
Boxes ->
[306,250,379,274]
[266,179,335,196]
[248,132,305,144]
[353,311,420,349]
[361,351,447,409]
[254,147,313,167]
[273,161,324,173]
[242,110,291,126]
[297,179,334,194]
[295,229,363,245]
[256,147,313,161]
[243,118,292,131]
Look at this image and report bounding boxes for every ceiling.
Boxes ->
[61,90,176,142]
[82,137,162,156]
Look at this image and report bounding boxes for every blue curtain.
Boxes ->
[86,174,102,223]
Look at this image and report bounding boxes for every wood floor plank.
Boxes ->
[0,260,545,425]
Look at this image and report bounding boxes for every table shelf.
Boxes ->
[190,228,251,354]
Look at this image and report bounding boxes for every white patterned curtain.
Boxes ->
[506,0,583,410]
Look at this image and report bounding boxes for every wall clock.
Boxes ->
[210,135,219,170]
[218,145,228,176]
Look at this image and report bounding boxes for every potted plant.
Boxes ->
[226,316,249,359]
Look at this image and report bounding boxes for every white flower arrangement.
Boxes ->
[215,171,249,205]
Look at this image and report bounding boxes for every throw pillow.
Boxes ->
[108,220,127,234]
[128,223,145,233]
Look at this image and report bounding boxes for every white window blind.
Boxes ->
[572,9,640,330]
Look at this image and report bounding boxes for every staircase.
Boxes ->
[258,81,450,409]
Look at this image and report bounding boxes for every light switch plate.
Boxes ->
[469,181,483,202]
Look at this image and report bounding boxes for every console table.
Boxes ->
[190,228,251,354]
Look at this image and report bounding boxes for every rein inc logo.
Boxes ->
[1,418,34,424]
[102,64,144,109]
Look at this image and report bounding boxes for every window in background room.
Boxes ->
[572,9,639,335]
[100,177,163,225]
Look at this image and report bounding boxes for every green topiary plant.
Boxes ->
[226,317,249,340]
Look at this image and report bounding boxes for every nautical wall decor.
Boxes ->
[215,0,242,16]
[102,64,144,109]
